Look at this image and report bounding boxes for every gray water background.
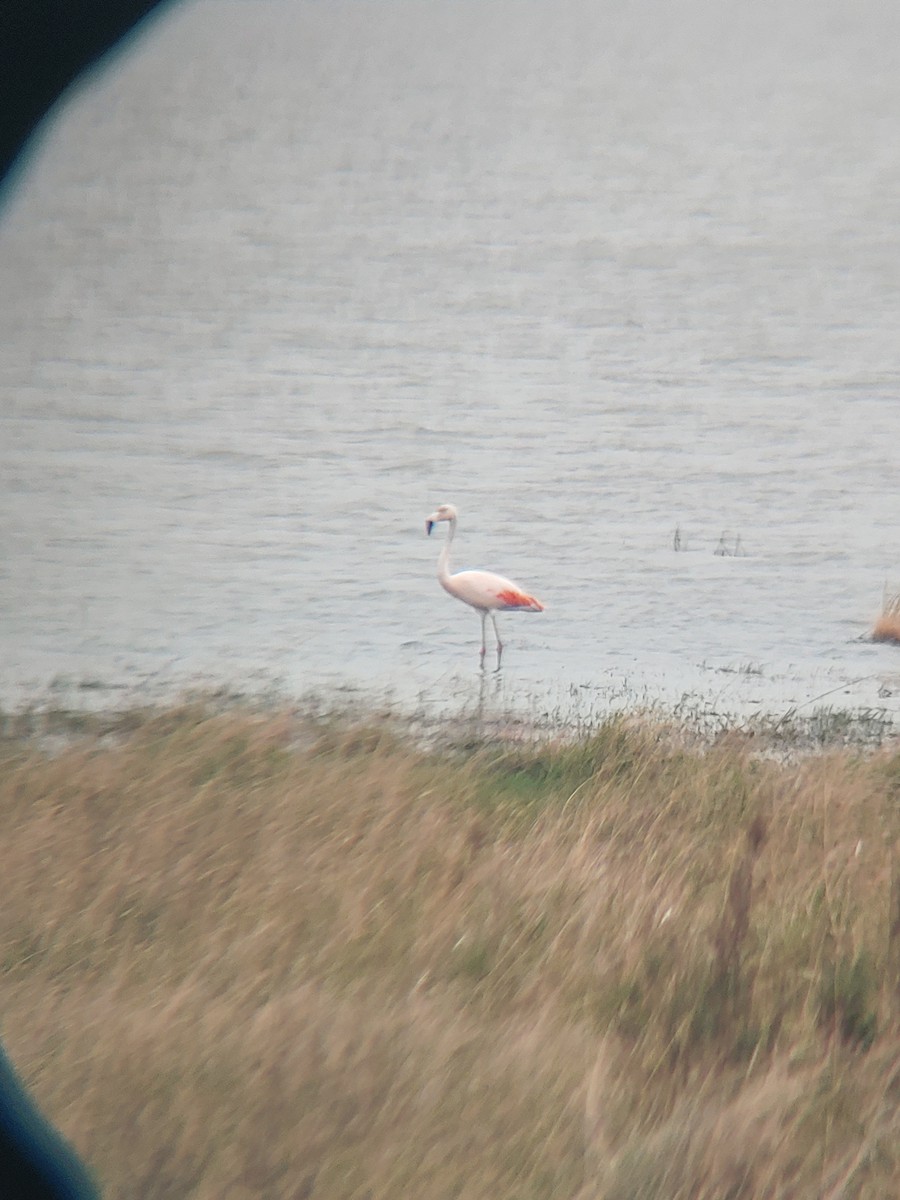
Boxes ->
[1,0,899,726]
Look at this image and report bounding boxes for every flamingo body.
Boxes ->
[439,568,544,613]
[425,503,544,667]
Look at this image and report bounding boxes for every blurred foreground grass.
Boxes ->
[2,701,900,1198]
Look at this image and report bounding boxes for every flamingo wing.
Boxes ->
[495,587,544,611]
[443,569,544,612]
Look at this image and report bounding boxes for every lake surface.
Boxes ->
[2,0,899,728]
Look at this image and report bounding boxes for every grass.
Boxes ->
[873,590,900,645]
[2,701,900,1198]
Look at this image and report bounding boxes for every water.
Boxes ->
[2,0,899,727]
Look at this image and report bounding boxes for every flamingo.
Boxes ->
[425,503,544,668]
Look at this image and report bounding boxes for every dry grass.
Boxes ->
[2,703,900,1198]
[873,591,900,644]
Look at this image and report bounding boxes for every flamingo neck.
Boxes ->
[437,516,456,584]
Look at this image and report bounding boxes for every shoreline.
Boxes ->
[3,674,898,759]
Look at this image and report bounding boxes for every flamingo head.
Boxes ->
[425,503,457,535]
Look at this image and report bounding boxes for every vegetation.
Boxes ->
[1,701,900,1198]
[873,589,900,645]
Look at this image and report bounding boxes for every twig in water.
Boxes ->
[772,674,879,732]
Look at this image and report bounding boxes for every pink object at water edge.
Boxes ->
[425,504,544,669]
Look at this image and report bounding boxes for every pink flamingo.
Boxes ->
[425,503,544,668]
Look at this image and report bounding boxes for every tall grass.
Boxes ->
[1,703,900,1198]
[873,589,900,644]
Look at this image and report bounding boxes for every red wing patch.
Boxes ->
[496,589,544,611]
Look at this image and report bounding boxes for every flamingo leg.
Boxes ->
[491,613,503,671]
[479,611,488,667]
